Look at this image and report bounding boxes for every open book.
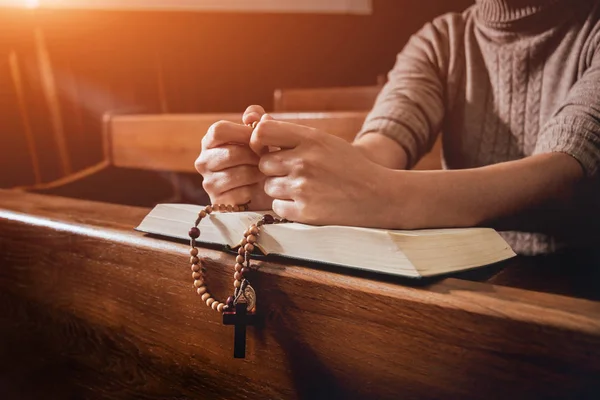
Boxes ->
[137,204,516,278]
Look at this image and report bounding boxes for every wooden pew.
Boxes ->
[273,85,382,112]
[105,112,368,173]
[1,190,599,399]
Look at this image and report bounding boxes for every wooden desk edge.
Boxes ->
[2,189,599,337]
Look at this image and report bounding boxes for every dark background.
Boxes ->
[0,0,472,189]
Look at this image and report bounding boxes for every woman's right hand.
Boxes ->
[195,105,273,210]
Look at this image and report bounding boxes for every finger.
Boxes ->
[196,144,259,173]
[202,165,263,195]
[203,120,253,149]
[242,105,266,125]
[211,184,255,206]
[264,177,294,200]
[250,118,308,155]
[250,113,274,156]
[258,148,296,176]
[272,199,299,221]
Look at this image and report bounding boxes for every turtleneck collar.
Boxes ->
[474,0,580,31]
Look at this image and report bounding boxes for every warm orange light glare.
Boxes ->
[25,0,39,8]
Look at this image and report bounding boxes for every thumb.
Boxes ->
[261,113,275,122]
[250,113,275,156]
[242,105,266,126]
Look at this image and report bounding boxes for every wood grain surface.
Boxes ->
[1,190,599,399]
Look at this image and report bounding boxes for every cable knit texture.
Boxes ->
[358,0,600,255]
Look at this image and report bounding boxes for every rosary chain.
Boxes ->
[188,203,290,314]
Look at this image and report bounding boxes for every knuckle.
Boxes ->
[292,157,309,174]
[194,156,205,174]
[201,177,215,193]
[194,150,210,173]
[206,120,229,142]
[221,147,236,164]
[294,178,310,198]
[202,175,217,193]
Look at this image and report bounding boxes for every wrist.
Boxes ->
[368,168,418,229]
[353,133,408,170]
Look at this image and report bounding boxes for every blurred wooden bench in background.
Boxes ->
[273,85,382,112]
[105,111,368,173]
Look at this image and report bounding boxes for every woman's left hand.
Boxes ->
[250,116,395,226]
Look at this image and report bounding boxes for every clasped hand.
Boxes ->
[195,105,392,226]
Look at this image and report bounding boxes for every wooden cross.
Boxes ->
[222,303,257,358]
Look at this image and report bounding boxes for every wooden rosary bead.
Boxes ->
[247,234,257,244]
[217,303,225,312]
[190,256,200,264]
[206,298,215,307]
[194,280,204,288]
[234,263,243,272]
[238,247,245,256]
[192,272,202,280]
[249,226,259,235]
[243,229,250,237]
[188,227,200,239]
[234,280,241,288]
[197,286,207,295]
[226,205,234,212]
[244,243,254,252]
[190,248,199,257]
[262,214,274,224]
[234,272,242,281]
[236,255,245,264]
[241,267,250,276]
[201,292,211,301]
[219,204,227,212]
[191,264,201,272]
[205,205,213,213]
[212,301,220,310]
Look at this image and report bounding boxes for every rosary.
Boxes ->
[187,121,290,358]
[188,205,289,358]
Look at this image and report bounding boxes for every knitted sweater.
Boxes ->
[358,0,600,255]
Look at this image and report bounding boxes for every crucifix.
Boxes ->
[222,302,257,358]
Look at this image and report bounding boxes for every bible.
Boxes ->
[136,204,516,278]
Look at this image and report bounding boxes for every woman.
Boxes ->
[195,0,600,255]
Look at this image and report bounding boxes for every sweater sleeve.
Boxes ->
[356,16,451,168]
[533,43,600,177]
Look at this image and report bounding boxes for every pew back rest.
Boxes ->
[104,112,368,173]
[273,85,382,112]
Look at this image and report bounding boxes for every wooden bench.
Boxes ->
[105,111,368,173]
[273,85,382,112]
[1,190,599,399]
[18,111,367,206]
